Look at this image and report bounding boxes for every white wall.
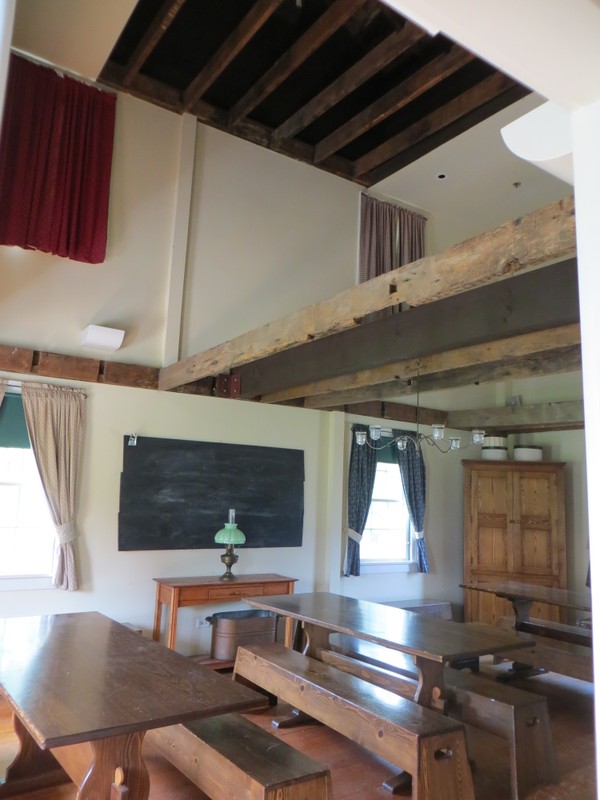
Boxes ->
[181,125,361,355]
[0,93,180,366]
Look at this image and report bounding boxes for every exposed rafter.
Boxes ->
[447,400,585,433]
[99,0,528,185]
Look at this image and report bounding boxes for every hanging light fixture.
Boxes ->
[354,363,484,454]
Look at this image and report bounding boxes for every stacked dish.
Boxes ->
[481,435,508,460]
[513,445,543,461]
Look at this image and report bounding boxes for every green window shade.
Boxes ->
[376,441,397,464]
[0,394,30,448]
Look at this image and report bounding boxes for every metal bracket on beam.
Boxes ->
[215,373,241,398]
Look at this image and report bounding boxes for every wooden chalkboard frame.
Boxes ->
[118,435,304,551]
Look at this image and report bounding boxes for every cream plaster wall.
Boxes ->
[181,125,361,355]
[0,93,180,366]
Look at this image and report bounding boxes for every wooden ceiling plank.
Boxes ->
[236,259,579,399]
[271,23,427,145]
[123,0,187,87]
[314,44,475,163]
[158,194,575,391]
[182,0,284,111]
[305,346,582,408]
[447,400,584,433]
[259,324,581,404]
[228,0,369,127]
[352,71,517,178]
[101,362,159,390]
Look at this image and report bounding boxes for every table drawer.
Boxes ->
[264,582,293,596]
[208,585,265,600]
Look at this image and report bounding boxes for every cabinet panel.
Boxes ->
[463,461,566,625]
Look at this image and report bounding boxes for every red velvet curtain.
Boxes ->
[0,54,116,264]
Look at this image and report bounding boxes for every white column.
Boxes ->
[0,0,15,122]
[571,97,600,787]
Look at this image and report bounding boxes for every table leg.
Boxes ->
[77,732,149,800]
[301,622,331,658]
[413,657,447,713]
[152,587,163,642]
[283,616,294,648]
[0,714,68,797]
[510,597,533,627]
[166,588,180,650]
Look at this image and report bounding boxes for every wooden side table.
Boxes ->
[152,573,297,651]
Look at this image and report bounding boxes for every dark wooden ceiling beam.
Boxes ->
[314,44,475,163]
[158,194,575,390]
[100,64,360,184]
[182,0,284,111]
[305,346,582,409]
[340,400,448,426]
[447,400,584,433]
[235,259,579,399]
[228,0,369,127]
[122,0,186,87]
[271,23,427,145]
[352,70,518,178]
[259,325,580,404]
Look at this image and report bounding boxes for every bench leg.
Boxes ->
[510,705,558,800]
[415,731,474,800]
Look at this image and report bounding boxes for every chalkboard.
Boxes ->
[118,435,304,551]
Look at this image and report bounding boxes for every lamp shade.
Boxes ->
[214,522,246,546]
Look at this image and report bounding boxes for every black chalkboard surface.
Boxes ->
[118,435,304,551]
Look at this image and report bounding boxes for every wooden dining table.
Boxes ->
[0,611,267,799]
[243,591,534,712]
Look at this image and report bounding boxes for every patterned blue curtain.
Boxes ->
[344,423,378,576]
[394,430,429,573]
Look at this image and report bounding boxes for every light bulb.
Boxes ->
[355,430,367,445]
[472,429,485,445]
[450,437,461,450]
[431,424,445,441]
[369,425,382,441]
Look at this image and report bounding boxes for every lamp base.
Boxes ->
[219,547,239,581]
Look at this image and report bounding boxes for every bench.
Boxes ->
[495,617,593,683]
[327,634,557,800]
[234,643,475,800]
[146,712,332,800]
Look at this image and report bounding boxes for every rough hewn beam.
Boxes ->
[305,346,581,409]
[236,260,578,399]
[271,24,426,145]
[342,401,448,427]
[260,324,581,404]
[158,195,575,391]
[182,0,284,111]
[0,344,159,390]
[228,0,368,126]
[123,0,186,87]
[314,45,475,163]
[447,400,584,433]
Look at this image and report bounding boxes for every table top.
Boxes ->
[0,612,266,749]
[244,592,533,663]
[153,573,296,588]
[461,581,592,612]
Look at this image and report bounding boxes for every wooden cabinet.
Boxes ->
[463,461,566,624]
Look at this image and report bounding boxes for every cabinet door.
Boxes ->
[512,468,563,580]
[468,469,514,577]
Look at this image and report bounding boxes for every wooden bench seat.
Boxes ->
[495,617,593,683]
[327,634,557,800]
[146,712,332,800]
[234,643,475,800]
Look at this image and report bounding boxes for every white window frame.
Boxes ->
[360,459,418,575]
[0,431,57,592]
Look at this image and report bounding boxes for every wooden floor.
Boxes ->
[0,661,595,799]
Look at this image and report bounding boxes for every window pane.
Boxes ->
[0,448,55,578]
[361,462,411,563]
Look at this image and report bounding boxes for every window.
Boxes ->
[0,394,56,588]
[360,460,415,571]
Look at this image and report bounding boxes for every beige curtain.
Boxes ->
[21,383,86,590]
[0,380,6,407]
